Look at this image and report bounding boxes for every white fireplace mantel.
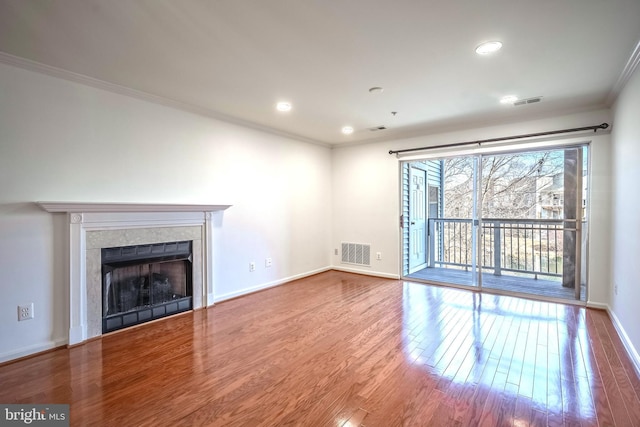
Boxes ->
[37,202,231,345]
[37,202,232,213]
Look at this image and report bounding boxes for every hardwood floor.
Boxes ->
[1,271,639,426]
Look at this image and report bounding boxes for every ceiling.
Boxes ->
[1,0,639,146]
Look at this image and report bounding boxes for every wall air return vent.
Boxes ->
[514,96,543,106]
[341,242,371,266]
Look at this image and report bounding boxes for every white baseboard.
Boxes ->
[0,338,67,364]
[212,266,332,303]
[330,265,400,279]
[608,308,640,380]
[207,292,216,306]
[68,325,85,346]
[586,301,609,310]
[570,302,640,379]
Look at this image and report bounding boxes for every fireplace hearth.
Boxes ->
[102,240,193,333]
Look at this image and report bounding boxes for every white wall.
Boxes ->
[610,64,640,365]
[332,109,613,305]
[0,62,332,362]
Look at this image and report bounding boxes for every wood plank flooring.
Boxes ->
[1,271,639,426]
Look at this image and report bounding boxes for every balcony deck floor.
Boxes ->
[407,266,586,302]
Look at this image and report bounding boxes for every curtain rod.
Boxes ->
[388,122,609,156]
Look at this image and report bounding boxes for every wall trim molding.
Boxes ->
[331,266,401,279]
[212,267,403,305]
[0,338,68,365]
[606,39,640,106]
[0,51,326,147]
[586,301,609,310]
[590,302,640,382]
[212,267,333,303]
[608,307,640,381]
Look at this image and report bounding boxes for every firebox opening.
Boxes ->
[102,241,193,333]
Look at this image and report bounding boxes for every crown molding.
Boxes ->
[1,47,630,147]
[606,39,640,106]
[0,51,329,147]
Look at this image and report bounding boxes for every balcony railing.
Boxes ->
[428,218,567,279]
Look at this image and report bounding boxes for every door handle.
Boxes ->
[411,221,416,225]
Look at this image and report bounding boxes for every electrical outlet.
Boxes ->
[334,248,338,256]
[614,283,619,295]
[376,252,382,261]
[249,262,256,272]
[265,258,272,268]
[18,303,34,321]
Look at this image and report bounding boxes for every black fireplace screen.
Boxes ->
[102,241,193,333]
[104,261,188,314]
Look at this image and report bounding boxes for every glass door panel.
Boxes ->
[479,147,587,301]
[404,156,479,288]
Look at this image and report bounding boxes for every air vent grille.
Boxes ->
[341,242,371,266]
[369,126,387,132]
[514,96,542,106]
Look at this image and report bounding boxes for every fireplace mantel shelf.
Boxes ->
[37,202,231,213]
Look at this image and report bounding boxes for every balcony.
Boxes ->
[407,218,586,301]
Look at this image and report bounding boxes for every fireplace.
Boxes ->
[37,202,231,345]
[102,240,193,333]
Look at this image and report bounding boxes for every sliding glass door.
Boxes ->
[403,145,588,302]
[405,156,480,288]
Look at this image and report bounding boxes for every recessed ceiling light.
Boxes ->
[276,102,292,112]
[500,95,518,104]
[475,41,503,55]
[341,126,354,135]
